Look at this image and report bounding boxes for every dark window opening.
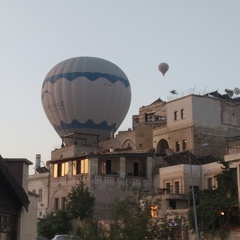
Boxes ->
[134,162,139,176]
[166,183,171,194]
[57,163,62,177]
[169,200,176,209]
[54,198,59,211]
[38,189,42,202]
[106,160,111,174]
[175,141,180,152]
[174,182,180,194]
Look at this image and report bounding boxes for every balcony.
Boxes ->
[157,187,189,201]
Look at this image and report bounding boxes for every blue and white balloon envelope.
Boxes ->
[41,56,131,145]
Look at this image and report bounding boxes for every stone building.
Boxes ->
[0,156,38,240]
[29,89,240,236]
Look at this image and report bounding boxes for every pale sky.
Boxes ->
[1,1,240,173]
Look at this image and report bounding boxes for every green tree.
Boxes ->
[188,160,239,239]
[65,177,95,220]
[38,177,95,239]
[105,184,187,240]
[37,209,72,239]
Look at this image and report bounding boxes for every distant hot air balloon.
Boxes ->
[158,62,169,76]
[41,56,131,146]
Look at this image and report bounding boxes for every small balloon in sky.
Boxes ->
[158,62,169,76]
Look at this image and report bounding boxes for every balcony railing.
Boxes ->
[157,186,191,196]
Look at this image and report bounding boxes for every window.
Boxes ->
[175,141,180,152]
[54,198,59,210]
[73,159,88,175]
[82,159,89,174]
[38,189,42,202]
[166,183,171,194]
[174,111,178,121]
[63,162,69,175]
[181,109,185,119]
[169,200,176,209]
[134,162,139,176]
[182,140,187,150]
[53,162,69,177]
[101,162,106,174]
[174,181,180,194]
[73,160,81,175]
[39,211,42,217]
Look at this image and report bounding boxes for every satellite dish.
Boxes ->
[234,87,240,95]
[158,63,169,76]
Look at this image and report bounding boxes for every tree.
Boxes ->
[38,177,95,238]
[65,177,95,220]
[188,160,239,239]
[37,209,72,239]
[104,184,187,240]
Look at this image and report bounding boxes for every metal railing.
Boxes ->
[157,186,192,196]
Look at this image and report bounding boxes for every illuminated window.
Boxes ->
[73,159,88,175]
[81,159,89,174]
[151,205,158,218]
[62,162,69,176]
[73,160,81,175]
[53,164,58,178]
[53,162,69,178]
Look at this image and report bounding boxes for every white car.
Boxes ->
[52,235,70,240]
[52,235,82,240]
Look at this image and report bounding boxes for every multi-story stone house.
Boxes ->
[29,89,240,232]
[0,156,38,240]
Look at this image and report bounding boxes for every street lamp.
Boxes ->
[189,143,208,240]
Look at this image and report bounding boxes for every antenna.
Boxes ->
[234,87,240,95]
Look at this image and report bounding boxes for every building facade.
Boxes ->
[29,89,240,238]
[0,156,38,240]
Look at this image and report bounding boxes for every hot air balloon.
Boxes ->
[41,57,131,146]
[158,62,169,76]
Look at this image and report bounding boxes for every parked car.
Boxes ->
[51,235,70,240]
[52,235,82,240]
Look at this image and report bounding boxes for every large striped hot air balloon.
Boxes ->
[41,56,131,146]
